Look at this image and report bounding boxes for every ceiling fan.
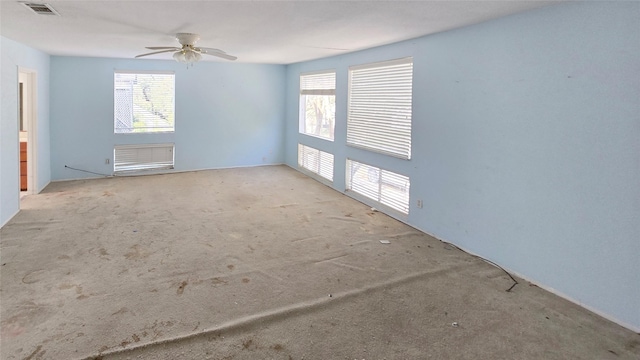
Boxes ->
[135,33,237,63]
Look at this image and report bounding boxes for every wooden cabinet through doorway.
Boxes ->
[20,142,27,191]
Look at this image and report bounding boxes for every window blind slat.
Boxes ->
[298,144,334,182]
[300,72,336,91]
[114,144,174,173]
[347,58,413,159]
[346,159,410,214]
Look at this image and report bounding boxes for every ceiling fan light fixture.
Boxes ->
[185,50,202,63]
[173,49,201,65]
[173,50,186,62]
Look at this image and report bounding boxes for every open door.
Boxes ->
[18,68,37,199]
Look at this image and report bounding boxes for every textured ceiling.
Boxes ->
[0,1,559,64]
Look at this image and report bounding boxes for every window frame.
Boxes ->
[114,70,176,134]
[298,143,334,183]
[299,70,336,141]
[346,159,411,215]
[347,57,413,159]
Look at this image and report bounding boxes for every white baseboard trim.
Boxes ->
[1,209,20,229]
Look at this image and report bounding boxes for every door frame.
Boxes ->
[18,67,38,196]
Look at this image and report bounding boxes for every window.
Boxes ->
[114,143,174,173]
[114,71,175,133]
[347,58,413,159]
[299,71,336,141]
[346,159,410,214]
[298,144,334,182]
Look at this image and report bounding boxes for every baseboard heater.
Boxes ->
[114,143,174,173]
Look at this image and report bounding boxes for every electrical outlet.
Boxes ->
[417,199,423,209]
[105,158,110,164]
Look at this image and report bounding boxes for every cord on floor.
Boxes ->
[64,165,113,177]
[442,241,518,292]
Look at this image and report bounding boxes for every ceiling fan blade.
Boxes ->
[199,48,237,61]
[135,49,176,58]
[145,46,180,50]
[198,47,226,54]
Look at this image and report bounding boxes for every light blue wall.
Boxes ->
[285,2,640,330]
[0,36,51,227]
[50,57,285,180]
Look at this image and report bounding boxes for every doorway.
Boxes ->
[18,68,37,199]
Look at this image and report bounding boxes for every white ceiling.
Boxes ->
[0,0,559,64]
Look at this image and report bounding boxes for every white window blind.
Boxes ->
[299,71,336,141]
[346,159,410,214]
[347,58,413,159]
[114,143,174,173]
[298,144,334,182]
[114,71,175,133]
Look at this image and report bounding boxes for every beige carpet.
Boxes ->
[1,165,638,360]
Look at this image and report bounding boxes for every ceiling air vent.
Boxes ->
[21,2,59,15]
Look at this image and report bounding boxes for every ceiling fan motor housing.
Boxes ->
[176,33,200,46]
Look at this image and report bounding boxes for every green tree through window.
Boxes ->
[299,71,335,141]
[115,71,175,133]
